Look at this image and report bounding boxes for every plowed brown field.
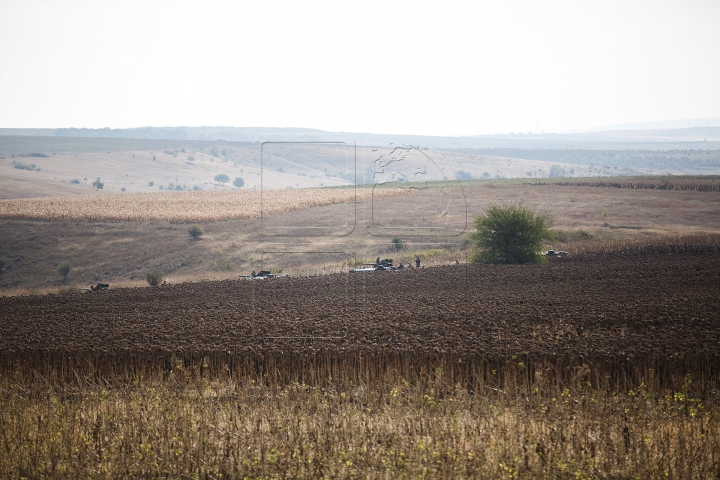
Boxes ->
[2,247,718,359]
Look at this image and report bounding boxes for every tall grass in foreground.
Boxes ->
[1,354,718,478]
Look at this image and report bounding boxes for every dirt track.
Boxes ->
[1,248,719,359]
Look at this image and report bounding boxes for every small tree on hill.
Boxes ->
[470,203,555,264]
[58,261,71,281]
[214,173,230,185]
[392,237,405,252]
[188,225,204,239]
[145,269,164,286]
[92,177,104,191]
[233,177,245,188]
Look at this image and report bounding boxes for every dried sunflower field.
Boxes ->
[0,187,405,223]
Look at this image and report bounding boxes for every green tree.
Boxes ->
[214,174,230,185]
[391,237,405,252]
[145,269,164,286]
[469,203,555,264]
[92,177,104,191]
[188,225,204,239]
[58,261,71,280]
[233,177,245,188]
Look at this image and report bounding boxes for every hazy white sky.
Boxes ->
[1,0,719,136]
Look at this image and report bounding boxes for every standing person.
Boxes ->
[415,256,421,269]
[376,256,381,266]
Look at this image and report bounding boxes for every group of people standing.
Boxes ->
[376,256,421,269]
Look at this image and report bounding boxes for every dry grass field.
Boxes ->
[1,177,719,292]
[0,186,404,222]
[1,357,718,478]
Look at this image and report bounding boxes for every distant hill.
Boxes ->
[582,118,720,132]
[51,126,326,142]
[2,125,720,150]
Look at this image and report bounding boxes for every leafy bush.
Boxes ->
[92,178,104,191]
[214,174,230,184]
[57,261,71,280]
[187,155,195,162]
[148,181,154,187]
[188,225,204,239]
[455,170,473,180]
[392,237,405,252]
[470,203,555,264]
[233,177,245,188]
[145,269,164,286]
[14,163,38,171]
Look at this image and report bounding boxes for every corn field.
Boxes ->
[0,187,406,223]
[554,232,720,256]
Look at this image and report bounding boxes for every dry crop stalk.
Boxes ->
[0,187,407,223]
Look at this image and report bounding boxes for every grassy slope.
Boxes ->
[1,179,719,292]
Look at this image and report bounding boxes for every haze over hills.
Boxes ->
[2,121,720,147]
[1,123,720,200]
[582,118,720,132]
